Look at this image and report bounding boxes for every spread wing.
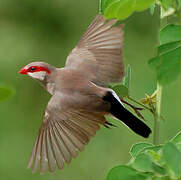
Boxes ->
[27,94,106,174]
[65,15,124,86]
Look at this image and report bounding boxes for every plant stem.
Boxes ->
[153,82,163,145]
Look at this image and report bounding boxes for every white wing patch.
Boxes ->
[110,89,125,108]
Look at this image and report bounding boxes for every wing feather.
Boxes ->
[59,122,84,151]
[68,116,97,136]
[52,122,73,162]
[46,127,57,172]
[66,15,124,86]
[40,129,47,174]
[54,122,78,158]
[50,123,71,164]
[49,125,65,169]
[27,95,106,173]
[32,129,42,173]
[59,120,89,145]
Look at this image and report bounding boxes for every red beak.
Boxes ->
[19,67,27,74]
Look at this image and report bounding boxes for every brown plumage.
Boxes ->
[19,14,151,174]
[66,15,124,86]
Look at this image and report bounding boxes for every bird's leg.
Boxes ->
[104,121,117,128]
[120,98,145,120]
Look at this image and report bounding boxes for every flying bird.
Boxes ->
[19,15,151,174]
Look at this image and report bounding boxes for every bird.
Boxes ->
[19,14,151,174]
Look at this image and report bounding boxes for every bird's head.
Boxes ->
[19,62,55,82]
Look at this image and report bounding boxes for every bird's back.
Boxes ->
[51,68,110,112]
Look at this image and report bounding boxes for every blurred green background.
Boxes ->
[1,0,181,179]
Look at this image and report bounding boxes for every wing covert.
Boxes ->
[66,15,125,86]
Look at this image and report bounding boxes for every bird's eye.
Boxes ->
[30,67,36,72]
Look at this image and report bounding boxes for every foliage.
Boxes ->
[106,131,181,179]
[109,65,130,98]
[100,0,181,87]
[149,24,181,86]
[103,0,181,179]
[160,0,181,18]
[100,0,155,20]
[100,0,181,20]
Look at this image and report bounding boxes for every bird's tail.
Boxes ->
[103,91,151,138]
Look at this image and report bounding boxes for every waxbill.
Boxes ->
[19,15,151,174]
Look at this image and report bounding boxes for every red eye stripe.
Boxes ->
[27,66,51,74]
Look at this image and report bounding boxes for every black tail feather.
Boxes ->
[103,91,151,138]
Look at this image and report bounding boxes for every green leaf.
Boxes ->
[159,0,172,10]
[103,0,118,11]
[160,24,181,45]
[110,84,129,97]
[146,149,161,162]
[145,150,167,175]
[0,85,14,101]
[134,0,155,11]
[148,25,181,85]
[123,64,131,89]
[158,40,181,56]
[152,163,167,176]
[100,0,117,13]
[114,0,135,20]
[142,145,163,153]
[130,142,153,158]
[132,153,153,172]
[149,40,181,69]
[105,1,125,19]
[132,152,166,175]
[162,142,181,177]
[176,143,181,152]
[150,3,155,15]
[148,44,181,85]
[178,0,181,9]
[152,176,171,180]
[106,165,150,180]
[101,0,155,20]
[100,0,106,13]
[171,131,181,144]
